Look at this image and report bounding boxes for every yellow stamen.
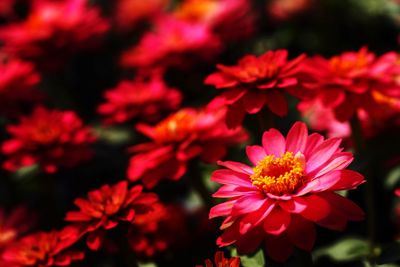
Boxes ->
[250,151,306,195]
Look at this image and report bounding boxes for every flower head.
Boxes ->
[210,122,365,262]
[0,0,109,65]
[120,16,221,70]
[65,181,158,250]
[1,226,84,267]
[175,0,255,41]
[196,251,241,267]
[127,101,248,188]
[305,48,400,122]
[98,73,182,125]
[0,56,43,117]
[205,50,316,128]
[1,106,96,173]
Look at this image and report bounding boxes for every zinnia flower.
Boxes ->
[65,181,158,250]
[209,122,365,262]
[304,47,400,122]
[98,72,182,125]
[0,0,109,66]
[1,226,84,267]
[120,16,221,70]
[196,251,240,267]
[204,50,316,128]
[1,106,96,173]
[175,0,254,41]
[0,56,43,117]
[127,101,248,188]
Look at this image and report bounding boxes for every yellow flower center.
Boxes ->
[250,151,306,195]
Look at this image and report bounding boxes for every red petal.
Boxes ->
[299,194,331,221]
[264,90,288,116]
[246,145,266,165]
[242,91,267,114]
[262,128,286,157]
[263,208,291,235]
[287,214,316,251]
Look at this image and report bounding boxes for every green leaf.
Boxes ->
[313,237,370,262]
[93,125,133,145]
[377,241,400,265]
[231,248,265,267]
[385,166,400,190]
[137,262,157,267]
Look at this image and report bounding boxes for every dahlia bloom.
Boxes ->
[1,226,84,267]
[114,0,168,32]
[204,50,316,128]
[0,57,43,117]
[65,181,158,250]
[127,101,248,188]
[0,0,109,65]
[175,0,255,41]
[304,48,400,122]
[210,122,365,262]
[120,16,221,69]
[98,73,182,125]
[196,251,240,267]
[1,106,96,173]
[0,207,34,250]
[128,203,187,258]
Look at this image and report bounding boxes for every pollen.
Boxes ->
[250,151,306,195]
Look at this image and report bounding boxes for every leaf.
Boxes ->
[231,248,265,267]
[377,241,400,265]
[313,237,370,262]
[385,166,400,190]
[137,262,157,267]
[93,125,133,145]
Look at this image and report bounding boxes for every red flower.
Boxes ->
[175,0,255,41]
[114,0,168,32]
[0,56,43,117]
[304,48,400,122]
[205,50,316,128]
[0,0,16,19]
[127,101,248,188]
[98,73,182,125]
[1,106,96,173]
[65,181,158,250]
[120,16,221,70]
[196,251,241,267]
[2,226,84,267]
[128,203,187,258]
[209,122,365,262]
[0,207,35,250]
[0,0,109,65]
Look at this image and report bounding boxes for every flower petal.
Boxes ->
[299,194,331,221]
[217,160,253,175]
[264,90,288,116]
[262,129,286,157]
[287,214,316,251]
[211,169,252,187]
[246,145,266,165]
[263,208,291,235]
[285,121,308,154]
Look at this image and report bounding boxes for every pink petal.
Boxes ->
[287,214,316,251]
[238,199,276,234]
[204,72,238,88]
[213,185,255,198]
[232,195,267,216]
[277,77,298,88]
[298,170,342,195]
[209,200,236,219]
[279,198,307,213]
[285,121,308,154]
[306,138,342,174]
[263,208,291,235]
[311,152,353,178]
[321,192,365,221]
[211,169,252,187]
[303,133,324,158]
[217,160,253,175]
[299,194,331,222]
[246,145,266,165]
[262,128,286,157]
[329,170,365,191]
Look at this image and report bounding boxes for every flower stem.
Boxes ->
[350,115,376,264]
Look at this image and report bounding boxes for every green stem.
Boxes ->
[350,116,376,265]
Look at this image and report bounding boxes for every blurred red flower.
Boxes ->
[127,101,248,188]
[0,56,43,117]
[2,226,84,267]
[0,207,35,250]
[205,50,316,128]
[1,106,96,173]
[128,203,187,258]
[267,0,313,21]
[0,0,109,65]
[175,0,255,41]
[196,251,241,267]
[304,48,400,122]
[210,122,365,262]
[113,0,168,32]
[65,181,158,251]
[98,72,182,125]
[120,16,221,70]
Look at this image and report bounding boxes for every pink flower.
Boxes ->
[120,16,221,70]
[1,106,96,173]
[209,122,365,262]
[98,72,182,125]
